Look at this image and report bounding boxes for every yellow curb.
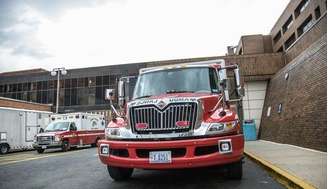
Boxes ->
[244,150,317,189]
[0,150,82,166]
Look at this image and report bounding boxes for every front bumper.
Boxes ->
[33,141,62,149]
[98,134,244,169]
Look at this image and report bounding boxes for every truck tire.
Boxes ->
[37,149,45,154]
[91,138,100,147]
[107,166,133,181]
[227,160,243,180]
[0,143,10,154]
[61,140,70,152]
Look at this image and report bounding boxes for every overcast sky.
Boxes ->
[0,0,289,73]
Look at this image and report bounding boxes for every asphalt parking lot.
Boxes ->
[0,147,284,189]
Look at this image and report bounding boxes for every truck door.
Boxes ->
[69,122,79,146]
[26,112,38,142]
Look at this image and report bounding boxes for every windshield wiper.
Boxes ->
[166,90,194,94]
[134,95,152,100]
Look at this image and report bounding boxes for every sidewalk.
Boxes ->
[244,140,327,189]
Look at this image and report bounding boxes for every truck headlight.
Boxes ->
[105,127,121,139]
[207,121,237,134]
[208,123,224,132]
[54,135,61,142]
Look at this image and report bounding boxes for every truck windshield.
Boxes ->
[133,67,219,99]
[45,122,69,132]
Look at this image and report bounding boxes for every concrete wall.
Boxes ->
[259,34,327,151]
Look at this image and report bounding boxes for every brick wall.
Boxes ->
[259,34,327,151]
[0,97,52,112]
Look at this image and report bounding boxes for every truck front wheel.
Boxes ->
[61,140,70,152]
[91,138,100,147]
[37,149,45,154]
[107,166,133,181]
[227,160,243,180]
[0,143,10,154]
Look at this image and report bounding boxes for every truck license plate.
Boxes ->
[149,151,171,164]
[41,145,47,149]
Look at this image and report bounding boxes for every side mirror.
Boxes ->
[39,128,44,133]
[233,68,244,97]
[237,87,245,97]
[105,89,115,100]
[105,88,120,117]
[118,80,125,108]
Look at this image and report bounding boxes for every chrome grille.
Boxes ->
[129,102,198,133]
[37,136,53,144]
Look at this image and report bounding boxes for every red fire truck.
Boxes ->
[33,112,106,153]
[98,59,244,181]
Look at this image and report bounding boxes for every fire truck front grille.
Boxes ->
[129,102,198,134]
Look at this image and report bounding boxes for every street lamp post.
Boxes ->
[51,68,67,113]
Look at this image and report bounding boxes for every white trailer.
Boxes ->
[0,107,52,154]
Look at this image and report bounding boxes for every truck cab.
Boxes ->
[98,59,244,181]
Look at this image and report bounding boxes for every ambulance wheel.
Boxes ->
[0,143,10,154]
[227,160,243,180]
[37,149,45,154]
[107,166,133,181]
[91,138,100,147]
[61,140,70,152]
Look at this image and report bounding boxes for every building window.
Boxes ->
[41,90,47,104]
[47,90,54,104]
[88,77,96,87]
[282,16,293,33]
[294,0,310,18]
[96,76,102,86]
[277,46,284,52]
[64,79,71,88]
[297,14,313,36]
[17,83,22,92]
[71,78,77,88]
[42,81,48,90]
[71,88,77,106]
[95,86,103,104]
[49,80,55,89]
[12,84,17,92]
[284,33,296,50]
[273,31,282,44]
[103,75,109,86]
[278,103,283,113]
[315,6,321,19]
[22,83,28,91]
[238,48,243,55]
[37,91,42,103]
[64,88,71,106]
[16,92,22,100]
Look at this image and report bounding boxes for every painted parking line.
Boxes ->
[0,150,83,166]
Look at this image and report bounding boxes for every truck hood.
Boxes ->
[129,92,220,108]
[144,92,219,99]
[37,131,66,137]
